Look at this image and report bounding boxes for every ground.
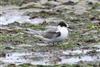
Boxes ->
[0,0,100,67]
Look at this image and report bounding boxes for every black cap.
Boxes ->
[58,21,67,27]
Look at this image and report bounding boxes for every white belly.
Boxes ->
[54,27,68,42]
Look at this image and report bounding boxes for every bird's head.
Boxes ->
[58,21,69,28]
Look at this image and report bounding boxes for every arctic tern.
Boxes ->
[25,22,69,44]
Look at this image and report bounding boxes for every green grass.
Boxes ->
[0,0,100,67]
[6,64,96,67]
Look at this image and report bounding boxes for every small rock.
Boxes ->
[87,50,97,56]
[0,52,6,57]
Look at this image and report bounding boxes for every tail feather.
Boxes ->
[24,28,41,35]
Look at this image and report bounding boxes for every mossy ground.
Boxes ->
[7,63,99,67]
[0,0,100,67]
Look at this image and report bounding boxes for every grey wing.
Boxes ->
[42,28,61,39]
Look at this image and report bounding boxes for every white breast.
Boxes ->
[55,26,68,41]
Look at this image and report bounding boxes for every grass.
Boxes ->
[0,0,100,67]
[6,64,97,67]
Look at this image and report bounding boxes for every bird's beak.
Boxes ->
[67,26,70,29]
[67,27,74,32]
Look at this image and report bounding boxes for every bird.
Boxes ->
[25,21,69,45]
